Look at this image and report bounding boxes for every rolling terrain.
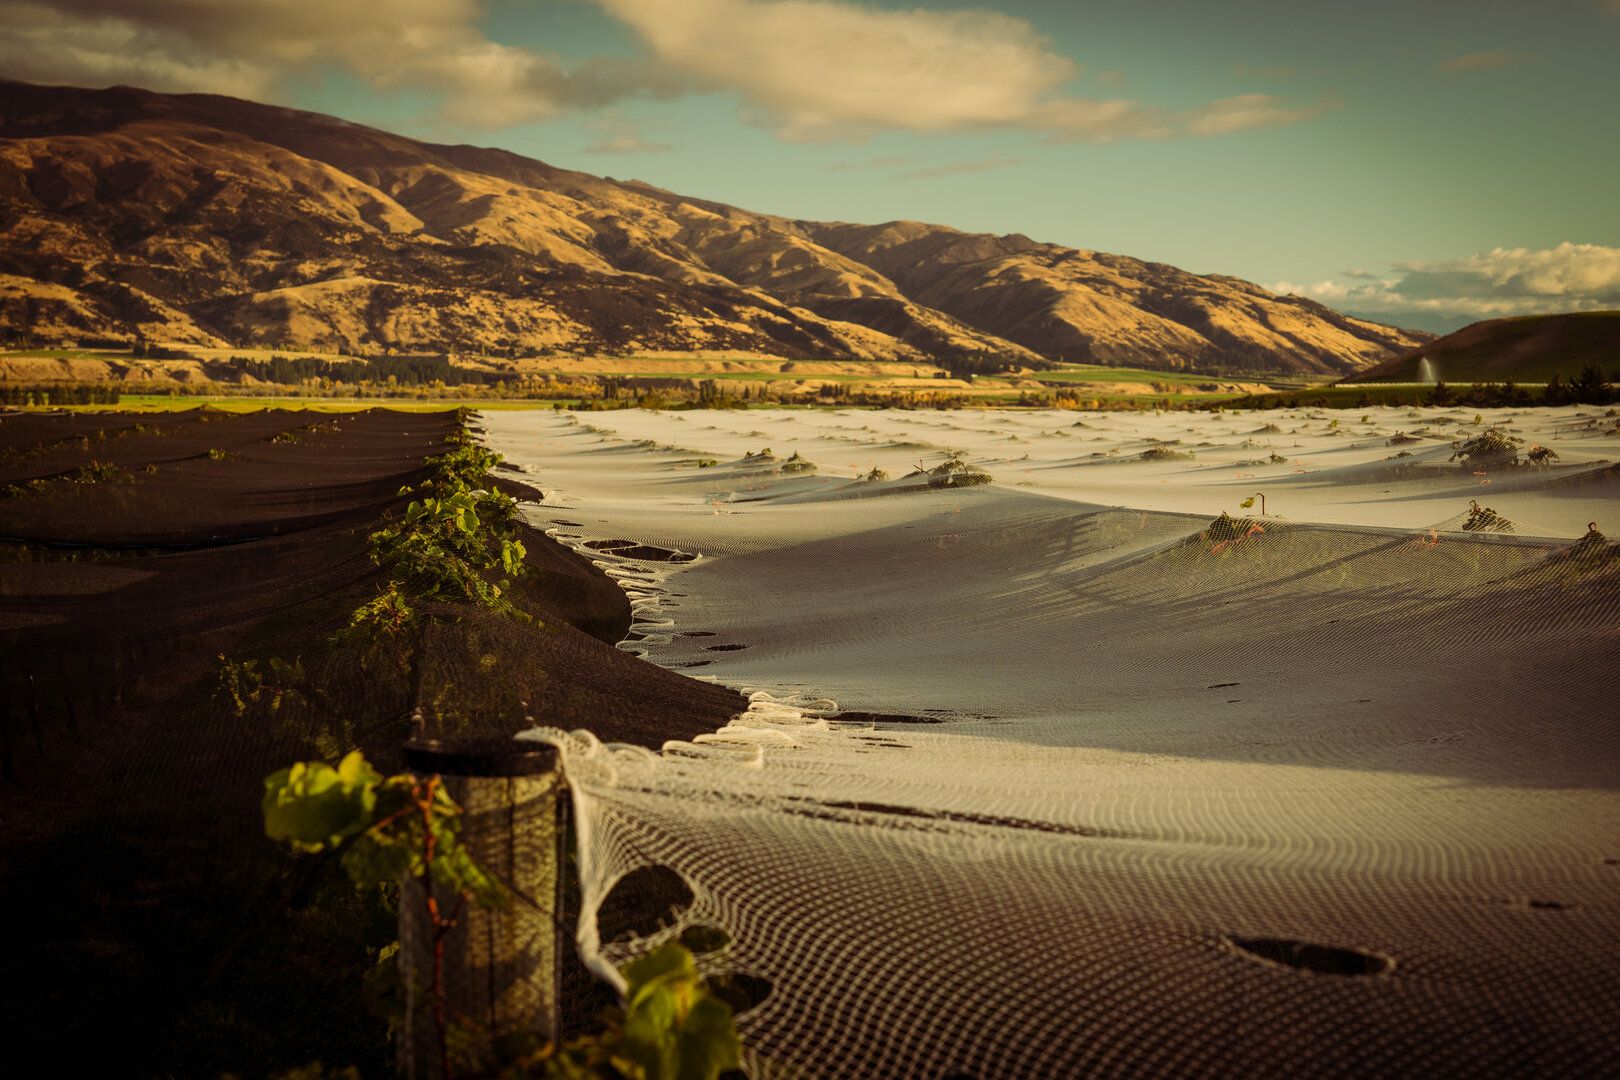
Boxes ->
[1343,311,1620,385]
[1,80,1428,375]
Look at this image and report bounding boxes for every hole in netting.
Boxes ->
[836,711,941,725]
[596,866,695,943]
[1498,897,1572,911]
[1226,936,1393,977]
[551,520,584,527]
[706,643,749,652]
[584,538,697,562]
[678,924,731,954]
[706,973,774,1017]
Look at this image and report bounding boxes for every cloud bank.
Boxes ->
[0,0,1334,142]
[1274,243,1620,319]
[599,0,1333,142]
[0,0,688,128]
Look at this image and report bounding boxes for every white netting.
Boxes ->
[487,406,1620,1079]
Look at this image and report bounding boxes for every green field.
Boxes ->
[104,395,498,412]
[1034,363,1322,388]
[3,347,133,361]
[0,345,1386,411]
[1035,364,1227,386]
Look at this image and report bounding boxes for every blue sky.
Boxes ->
[5,0,1618,331]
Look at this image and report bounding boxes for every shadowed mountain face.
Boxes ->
[1342,311,1620,385]
[0,81,1428,373]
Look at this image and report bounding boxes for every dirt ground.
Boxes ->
[0,405,743,1076]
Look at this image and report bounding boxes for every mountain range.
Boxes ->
[0,81,1430,375]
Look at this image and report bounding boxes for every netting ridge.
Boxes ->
[527,520,704,651]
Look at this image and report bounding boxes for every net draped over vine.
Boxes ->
[484,406,1620,1080]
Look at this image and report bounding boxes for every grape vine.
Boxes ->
[262,752,742,1080]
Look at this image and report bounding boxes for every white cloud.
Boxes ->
[1272,279,1351,301]
[1273,243,1620,318]
[0,0,1337,143]
[595,0,1327,142]
[598,0,1085,140]
[0,0,687,129]
[0,2,281,101]
[1180,93,1339,138]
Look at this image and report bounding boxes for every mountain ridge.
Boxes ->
[0,80,1430,373]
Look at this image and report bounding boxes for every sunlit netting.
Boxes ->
[484,407,1620,1079]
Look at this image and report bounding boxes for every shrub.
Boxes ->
[68,461,132,484]
[1203,512,1265,552]
[1449,429,1521,469]
[780,452,816,473]
[1463,499,1513,532]
[931,470,992,487]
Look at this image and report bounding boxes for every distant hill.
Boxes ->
[1341,311,1620,385]
[1334,309,1479,337]
[0,80,1428,375]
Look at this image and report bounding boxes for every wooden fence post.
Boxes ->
[398,737,565,1078]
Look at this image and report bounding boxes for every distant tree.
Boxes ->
[1571,361,1613,405]
[1543,373,1574,406]
[1424,380,1456,406]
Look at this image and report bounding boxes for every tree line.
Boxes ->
[236,354,518,387]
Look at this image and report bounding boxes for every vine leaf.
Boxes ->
[262,751,382,852]
[611,941,742,1080]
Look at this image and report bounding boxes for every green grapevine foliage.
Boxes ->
[262,750,503,906]
[262,752,743,1080]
